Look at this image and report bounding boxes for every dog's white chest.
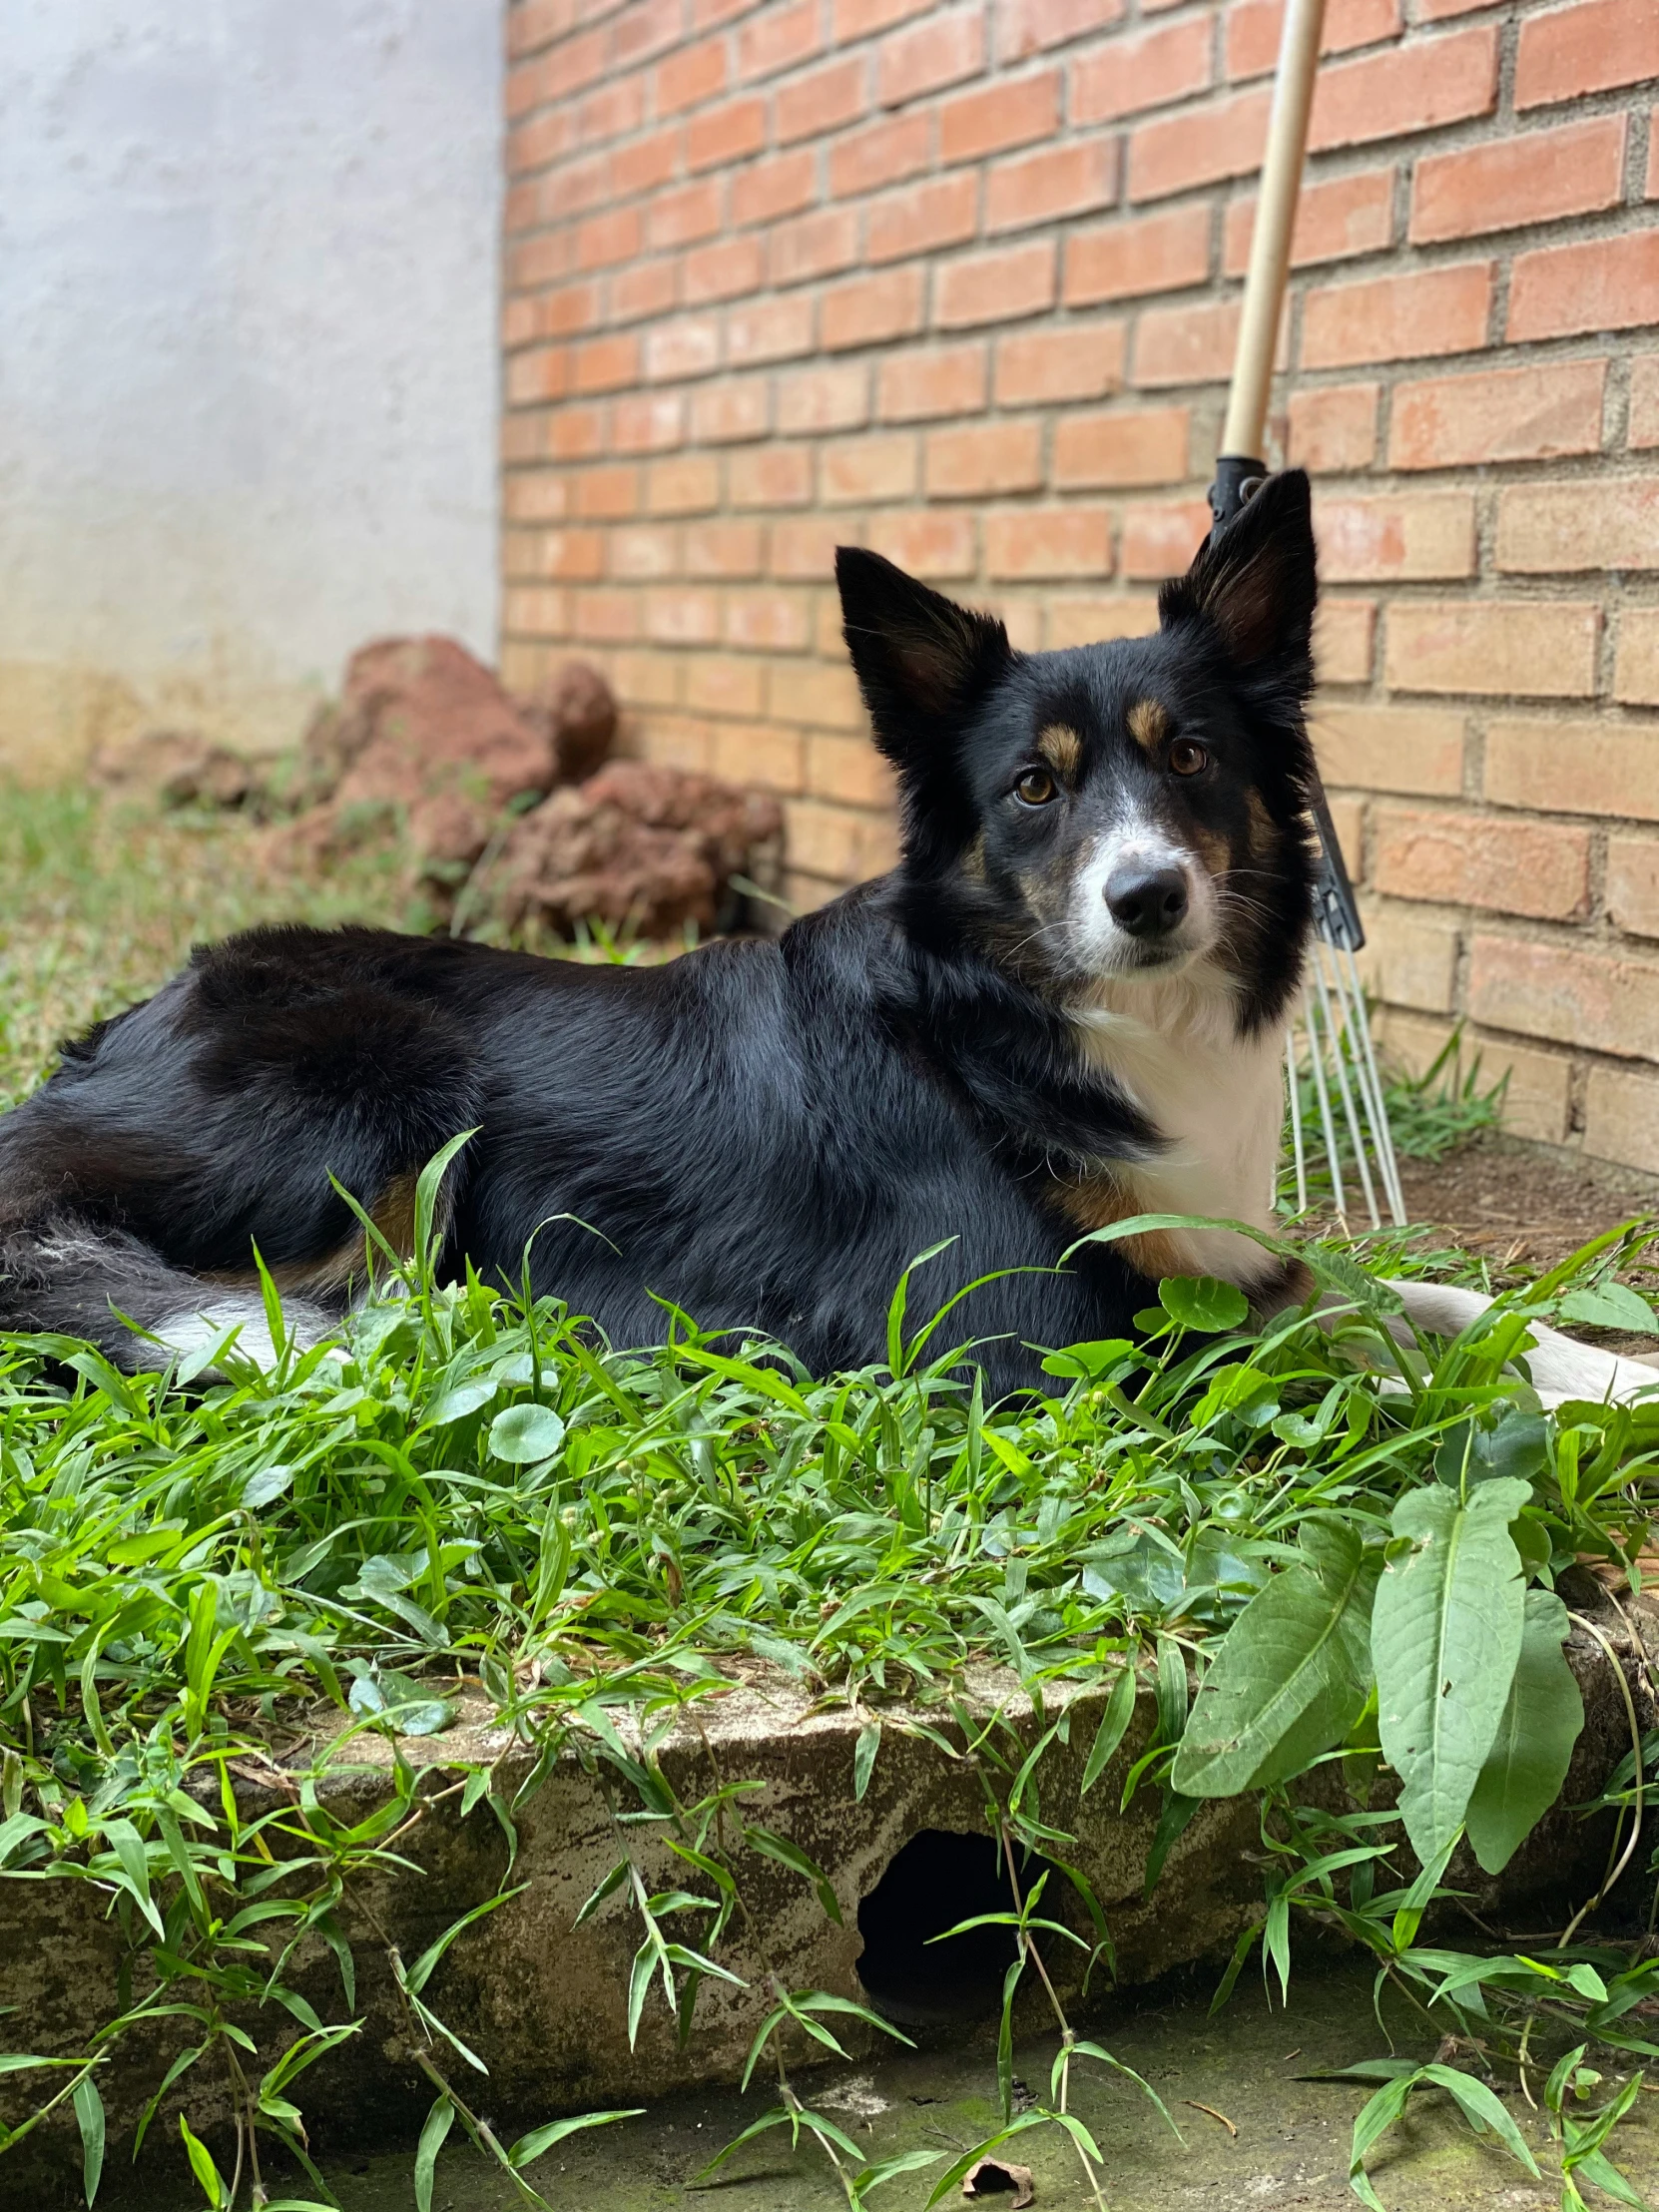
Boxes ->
[1072,981,1287,1287]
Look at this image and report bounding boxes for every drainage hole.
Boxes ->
[855,1828,1049,2029]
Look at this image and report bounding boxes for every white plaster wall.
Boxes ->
[0,0,504,771]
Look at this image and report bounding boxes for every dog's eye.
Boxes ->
[1013,768,1058,807]
[1168,740,1210,778]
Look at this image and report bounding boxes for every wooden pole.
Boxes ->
[1218,0,1328,474]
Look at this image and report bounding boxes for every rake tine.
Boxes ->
[1335,940,1406,1226]
[1301,970,1350,1233]
[1285,1028,1308,1217]
[1311,936,1381,1231]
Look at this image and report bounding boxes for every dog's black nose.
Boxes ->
[1104,863,1189,937]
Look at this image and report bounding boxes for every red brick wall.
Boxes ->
[500,0,1659,1170]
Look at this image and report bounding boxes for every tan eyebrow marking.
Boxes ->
[1035,723,1083,779]
[1127,699,1171,754]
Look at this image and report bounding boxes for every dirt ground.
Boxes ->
[1396,1131,1659,1276]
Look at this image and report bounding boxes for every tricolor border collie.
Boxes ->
[0,470,1649,1404]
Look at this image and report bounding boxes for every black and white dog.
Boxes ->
[0,470,1646,1402]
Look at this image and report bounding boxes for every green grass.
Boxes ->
[3,783,1659,2212]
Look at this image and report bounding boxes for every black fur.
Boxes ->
[0,473,1321,1395]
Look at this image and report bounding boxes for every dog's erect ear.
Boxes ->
[1157,468,1317,679]
[835,547,1012,769]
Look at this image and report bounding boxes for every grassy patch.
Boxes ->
[2,785,1658,2211]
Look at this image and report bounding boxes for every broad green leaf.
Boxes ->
[1560,1282,1659,1334]
[853,1721,879,1802]
[74,2072,105,2207]
[1372,1478,1529,1865]
[1465,1587,1584,1875]
[507,2107,644,2170]
[414,2094,454,2212]
[1172,1518,1380,1796]
[426,1379,499,1426]
[1159,1275,1250,1334]
[487,1401,567,1463]
[1081,1663,1138,1796]
[179,2115,227,2210]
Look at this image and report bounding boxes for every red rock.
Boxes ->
[517,660,618,784]
[88,729,258,810]
[491,759,785,937]
[299,636,559,868]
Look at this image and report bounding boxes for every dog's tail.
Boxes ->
[0,1216,339,1374]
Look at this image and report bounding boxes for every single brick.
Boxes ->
[924,419,1045,497]
[1000,0,1125,63]
[615,393,687,455]
[877,342,990,422]
[1045,594,1160,645]
[1486,716,1659,819]
[1354,906,1460,1013]
[643,316,722,383]
[687,96,770,173]
[1618,609,1659,703]
[685,520,767,578]
[877,6,985,106]
[770,515,845,579]
[645,586,723,643]
[1307,26,1498,151]
[616,0,682,65]
[867,174,980,264]
[1053,405,1192,488]
[769,207,860,287]
[575,464,641,519]
[577,207,643,271]
[785,799,898,883]
[995,322,1127,403]
[610,259,679,326]
[1508,234,1659,342]
[1287,383,1379,472]
[1224,168,1394,275]
[712,722,807,794]
[935,242,1057,328]
[1607,833,1659,938]
[725,587,814,650]
[939,70,1061,163]
[830,114,930,199]
[1121,499,1212,578]
[726,292,818,365]
[1584,1065,1659,1176]
[684,236,766,305]
[1372,805,1591,919]
[807,733,896,808]
[1630,354,1659,449]
[776,55,866,142]
[1384,601,1599,698]
[1072,18,1212,124]
[574,333,642,394]
[986,507,1115,579]
[1315,598,1377,684]
[1301,263,1492,369]
[778,362,871,435]
[771,657,866,730]
[739,0,823,82]
[833,0,930,43]
[611,126,681,198]
[1134,297,1242,386]
[609,524,680,579]
[685,652,767,717]
[1409,115,1626,244]
[821,431,919,505]
[1064,204,1211,306]
[986,140,1120,233]
[1317,705,1465,794]
[822,267,925,350]
[1128,86,1271,201]
[1496,480,1659,574]
[1314,491,1476,582]
[1515,0,1659,107]
[690,376,771,441]
[864,508,980,575]
[1469,935,1659,1061]
[572,590,642,645]
[732,150,819,228]
[1225,0,1401,82]
[1388,359,1607,469]
[728,444,815,507]
[656,36,729,114]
